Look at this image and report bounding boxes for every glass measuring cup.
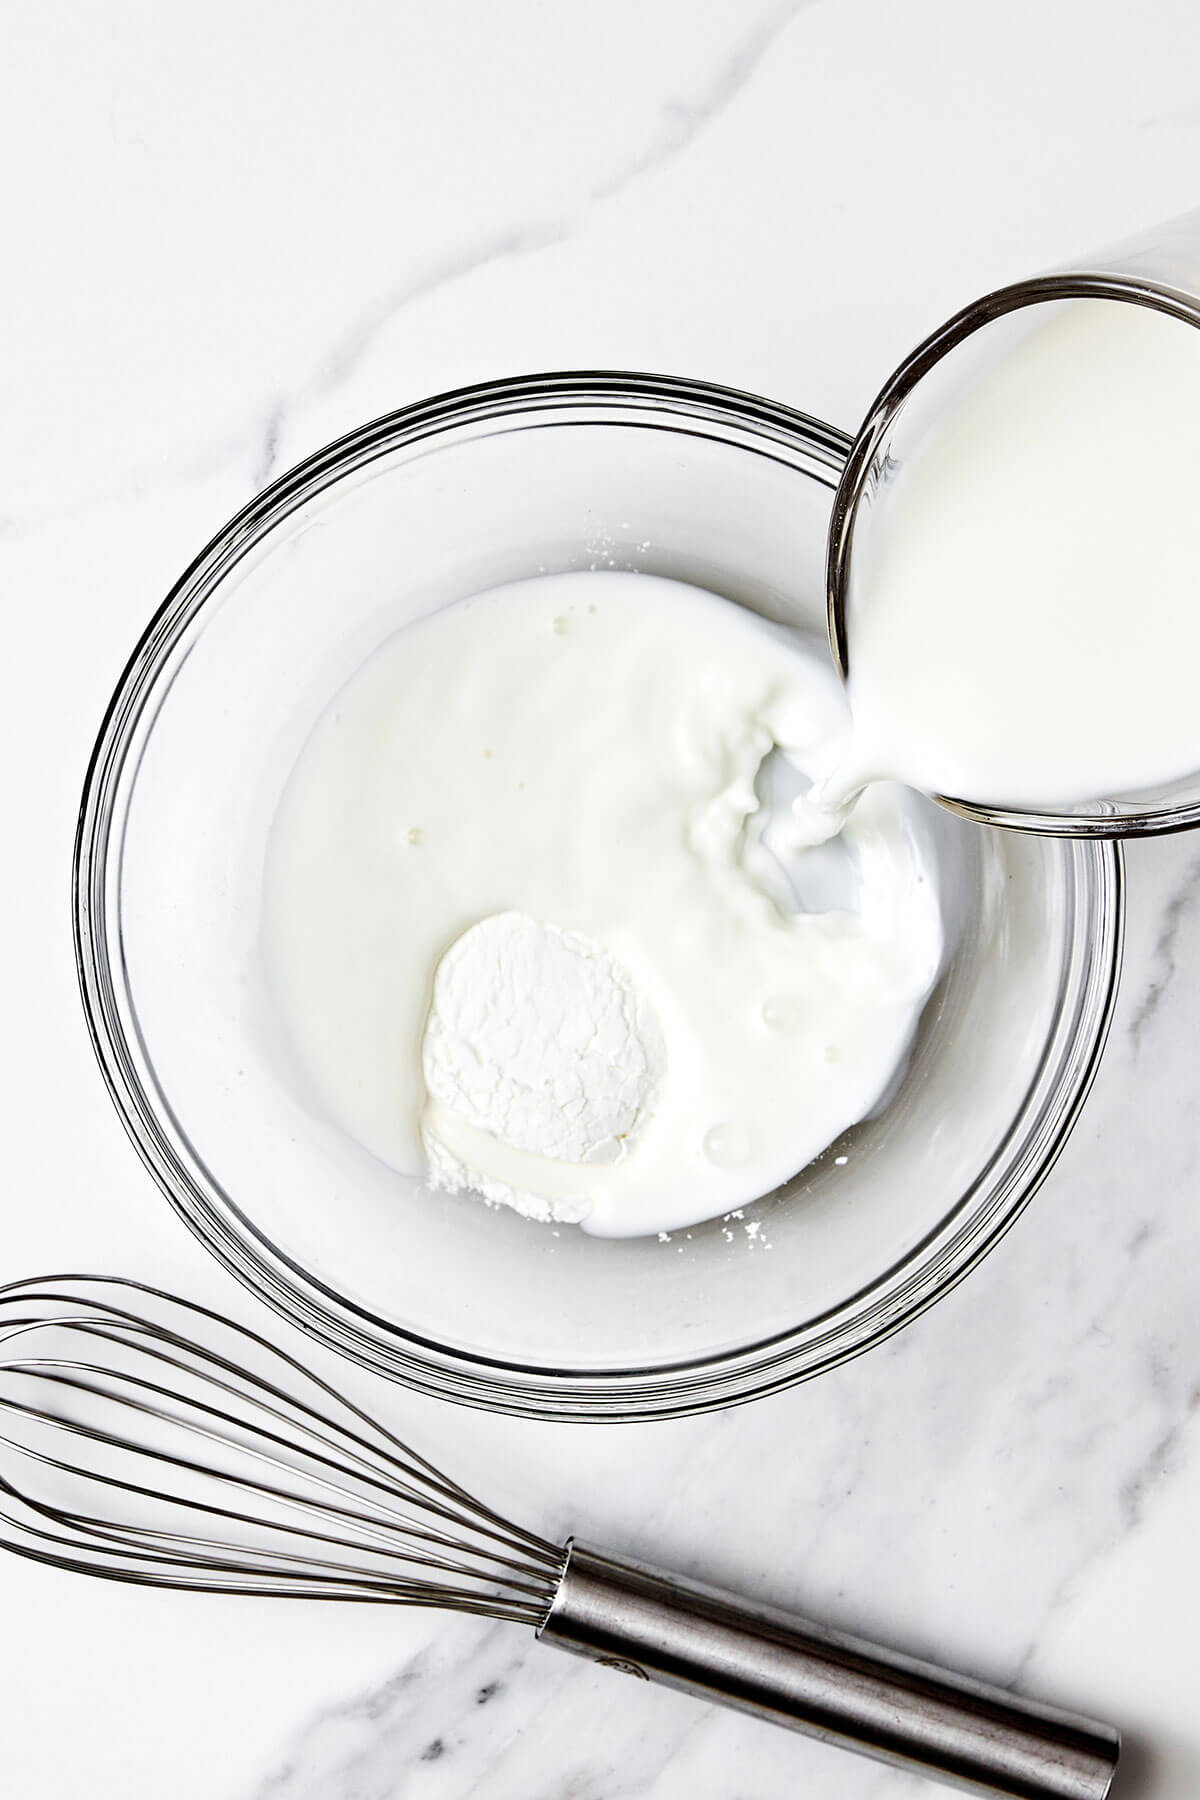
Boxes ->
[826,206,1200,837]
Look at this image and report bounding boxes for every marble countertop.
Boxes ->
[5,2,1200,1794]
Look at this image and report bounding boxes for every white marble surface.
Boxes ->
[4,2,1200,1794]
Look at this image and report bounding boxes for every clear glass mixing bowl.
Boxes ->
[74,372,1123,1420]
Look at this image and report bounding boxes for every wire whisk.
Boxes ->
[0,1275,1117,1800]
[0,1274,562,1622]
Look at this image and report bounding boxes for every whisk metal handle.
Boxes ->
[538,1543,1118,1800]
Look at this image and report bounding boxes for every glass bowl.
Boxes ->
[74,372,1124,1421]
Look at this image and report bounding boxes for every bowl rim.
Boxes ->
[73,369,1126,1422]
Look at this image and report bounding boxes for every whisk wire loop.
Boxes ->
[0,1277,564,1625]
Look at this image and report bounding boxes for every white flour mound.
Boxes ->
[421,912,665,1223]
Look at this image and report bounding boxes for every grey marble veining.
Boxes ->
[251,0,809,491]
